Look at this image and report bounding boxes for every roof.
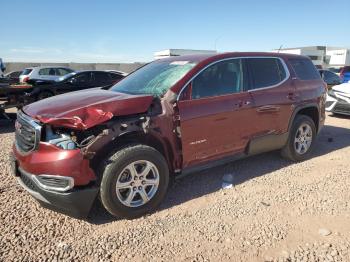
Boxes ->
[74,70,123,74]
[154,49,217,57]
[24,66,72,70]
[155,52,309,64]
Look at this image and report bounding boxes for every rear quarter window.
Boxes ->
[246,58,287,89]
[289,58,321,80]
[110,73,124,81]
[21,69,33,75]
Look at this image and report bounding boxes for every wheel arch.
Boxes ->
[91,131,174,174]
[289,104,320,133]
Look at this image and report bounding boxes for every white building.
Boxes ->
[326,47,350,67]
[273,46,350,68]
[154,49,217,60]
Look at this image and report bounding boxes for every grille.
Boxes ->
[15,111,41,153]
[19,170,37,191]
[333,103,350,114]
[36,176,70,188]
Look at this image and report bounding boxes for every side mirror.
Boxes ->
[68,78,76,84]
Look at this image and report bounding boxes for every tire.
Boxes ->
[37,91,53,100]
[281,115,316,161]
[100,144,169,219]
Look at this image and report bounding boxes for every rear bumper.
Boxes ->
[10,154,99,218]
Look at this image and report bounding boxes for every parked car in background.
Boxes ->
[104,70,126,83]
[106,70,128,77]
[327,67,341,74]
[340,66,350,83]
[5,71,22,83]
[0,70,23,85]
[319,69,342,89]
[1,70,124,107]
[19,66,74,83]
[326,82,350,115]
[10,52,326,219]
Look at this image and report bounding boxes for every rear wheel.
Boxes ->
[281,115,316,161]
[100,144,169,219]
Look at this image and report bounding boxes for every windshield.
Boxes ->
[110,60,197,96]
[57,72,76,82]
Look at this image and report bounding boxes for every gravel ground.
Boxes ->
[0,112,349,262]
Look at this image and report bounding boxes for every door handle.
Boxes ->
[256,105,280,113]
[287,92,299,101]
[234,100,251,109]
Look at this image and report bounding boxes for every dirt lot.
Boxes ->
[0,112,349,262]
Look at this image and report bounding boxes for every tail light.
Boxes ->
[22,76,29,82]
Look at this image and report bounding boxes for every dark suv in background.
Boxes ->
[11,52,326,219]
[2,70,125,107]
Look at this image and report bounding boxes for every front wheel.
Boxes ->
[281,115,316,161]
[100,144,169,219]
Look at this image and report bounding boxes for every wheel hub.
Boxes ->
[294,123,313,155]
[115,160,160,208]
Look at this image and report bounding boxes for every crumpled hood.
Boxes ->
[23,89,154,129]
[332,82,350,94]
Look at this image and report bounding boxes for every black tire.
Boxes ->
[37,91,53,100]
[100,144,169,219]
[281,115,316,161]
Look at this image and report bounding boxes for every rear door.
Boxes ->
[244,57,294,136]
[177,58,254,168]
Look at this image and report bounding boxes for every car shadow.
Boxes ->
[87,123,350,225]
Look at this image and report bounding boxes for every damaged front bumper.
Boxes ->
[11,139,99,218]
[10,153,99,218]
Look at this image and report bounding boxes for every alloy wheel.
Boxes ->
[294,123,313,155]
[115,160,160,207]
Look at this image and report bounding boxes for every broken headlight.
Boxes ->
[45,125,77,150]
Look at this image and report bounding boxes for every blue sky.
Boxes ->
[1,0,349,63]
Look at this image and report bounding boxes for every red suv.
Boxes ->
[11,52,326,219]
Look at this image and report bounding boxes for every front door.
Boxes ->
[177,58,253,168]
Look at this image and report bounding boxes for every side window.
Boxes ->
[39,68,51,75]
[56,68,70,76]
[93,72,111,83]
[110,73,124,81]
[324,71,341,83]
[192,59,243,99]
[73,73,91,85]
[289,58,321,80]
[246,58,286,90]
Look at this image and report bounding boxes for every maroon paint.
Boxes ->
[13,143,95,185]
[14,52,326,186]
[23,89,154,129]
